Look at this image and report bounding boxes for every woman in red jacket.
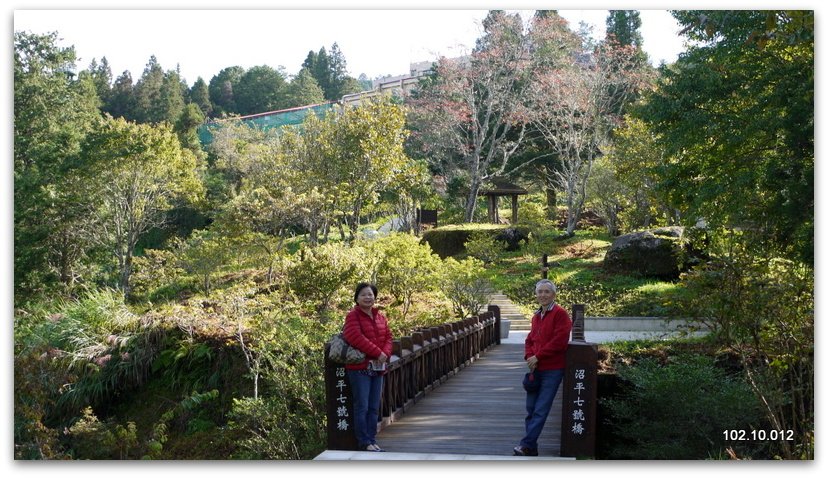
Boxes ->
[342,282,393,452]
[514,279,572,456]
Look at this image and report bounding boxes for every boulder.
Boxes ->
[603,226,687,280]
[495,227,530,251]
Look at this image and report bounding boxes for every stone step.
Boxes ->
[483,289,534,332]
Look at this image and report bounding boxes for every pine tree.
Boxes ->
[208,66,245,116]
[83,57,112,106]
[133,55,165,123]
[286,68,325,107]
[234,65,287,115]
[106,70,135,120]
[312,47,332,99]
[606,10,645,51]
[189,77,213,117]
[159,69,186,124]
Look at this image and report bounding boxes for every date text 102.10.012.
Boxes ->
[723,429,794,441]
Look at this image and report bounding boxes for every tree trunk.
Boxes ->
[544,164,557,219]
[119,248,133,296]
[337,219,347,242]
[545,186,557,220]
[464,178,481,223]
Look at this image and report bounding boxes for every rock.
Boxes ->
[495,227,529,251]
[603,226,687,280]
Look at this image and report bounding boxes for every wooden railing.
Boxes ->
[324,306,502,450]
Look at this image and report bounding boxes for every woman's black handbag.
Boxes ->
[328,333,366,364]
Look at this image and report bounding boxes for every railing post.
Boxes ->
[560,304,598,458]
[488,304,502,345]
[324,343,358,450]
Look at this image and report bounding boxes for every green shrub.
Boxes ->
[177,230,231,295]
[440,257,490,318]
[420,224,507,258]
[367,233,442,320]
[33,289,163,420]
[227,309,328,459]
[673,242,814,459]
[464,231,505,264]
[516,197,554,236]
[131,248,185,301]
[65,407,139,459]
[602,354,762,459]
[286,243,368,314]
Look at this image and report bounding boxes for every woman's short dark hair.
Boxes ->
[354,282,378,303]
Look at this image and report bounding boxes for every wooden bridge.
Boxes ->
[319,304,598,460]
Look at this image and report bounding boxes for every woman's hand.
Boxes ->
[526,355,538,371]
[378,352,388,363]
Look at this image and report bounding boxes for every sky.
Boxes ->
[13,9,686,86]
[3,0,826,476]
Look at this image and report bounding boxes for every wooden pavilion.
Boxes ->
[479,180,528,224]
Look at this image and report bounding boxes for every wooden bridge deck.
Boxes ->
[376,343,563,457]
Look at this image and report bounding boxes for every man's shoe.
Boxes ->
[513,445,538,456]
[365,443,386,452]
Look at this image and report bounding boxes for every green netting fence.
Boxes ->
[197,102,336,145]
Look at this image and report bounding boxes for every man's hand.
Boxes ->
[526,355,538,371]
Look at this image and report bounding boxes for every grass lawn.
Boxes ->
[481,226,689,317]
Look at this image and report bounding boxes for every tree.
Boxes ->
[510,11,582,219]
[81,57,113,107]
[367,234,441,320]
[209,66,245,116]
[213,187,301,282]
[78,117,205,295]
[276,114,339,245]
[177,229,229,294]
[234,65,287,115]
[409,12,563,222]
[189,77,213,117]
[158,69,186,124]
[310,46,331,99]
[329,98,411,240]
[327,42,349,99]
[106,70,136,120]
[532,37,648,236]
[357,73,372,91]
[607,116,676,229]
[585,154,626,235]
[439,257,489,319]
[285,68,325,107]
[605,10,644,49]
[326,42,363,99]
[337,76,364,97]
[14,31,101,295]
[640,10,814,264]
[132,56,165,123]
[174,103,207,161]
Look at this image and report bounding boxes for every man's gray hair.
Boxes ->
[535,279,557,293]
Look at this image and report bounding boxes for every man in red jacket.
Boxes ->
[514,279,572,456]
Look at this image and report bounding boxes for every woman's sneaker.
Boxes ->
[365,443,386,452]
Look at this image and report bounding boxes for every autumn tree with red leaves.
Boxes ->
[409,12,579,222]
[531,38,651,236]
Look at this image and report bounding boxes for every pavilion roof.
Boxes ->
[478,179,528,196]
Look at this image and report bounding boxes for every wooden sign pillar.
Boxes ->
[560,304,598,458]
[324,343,358,450]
